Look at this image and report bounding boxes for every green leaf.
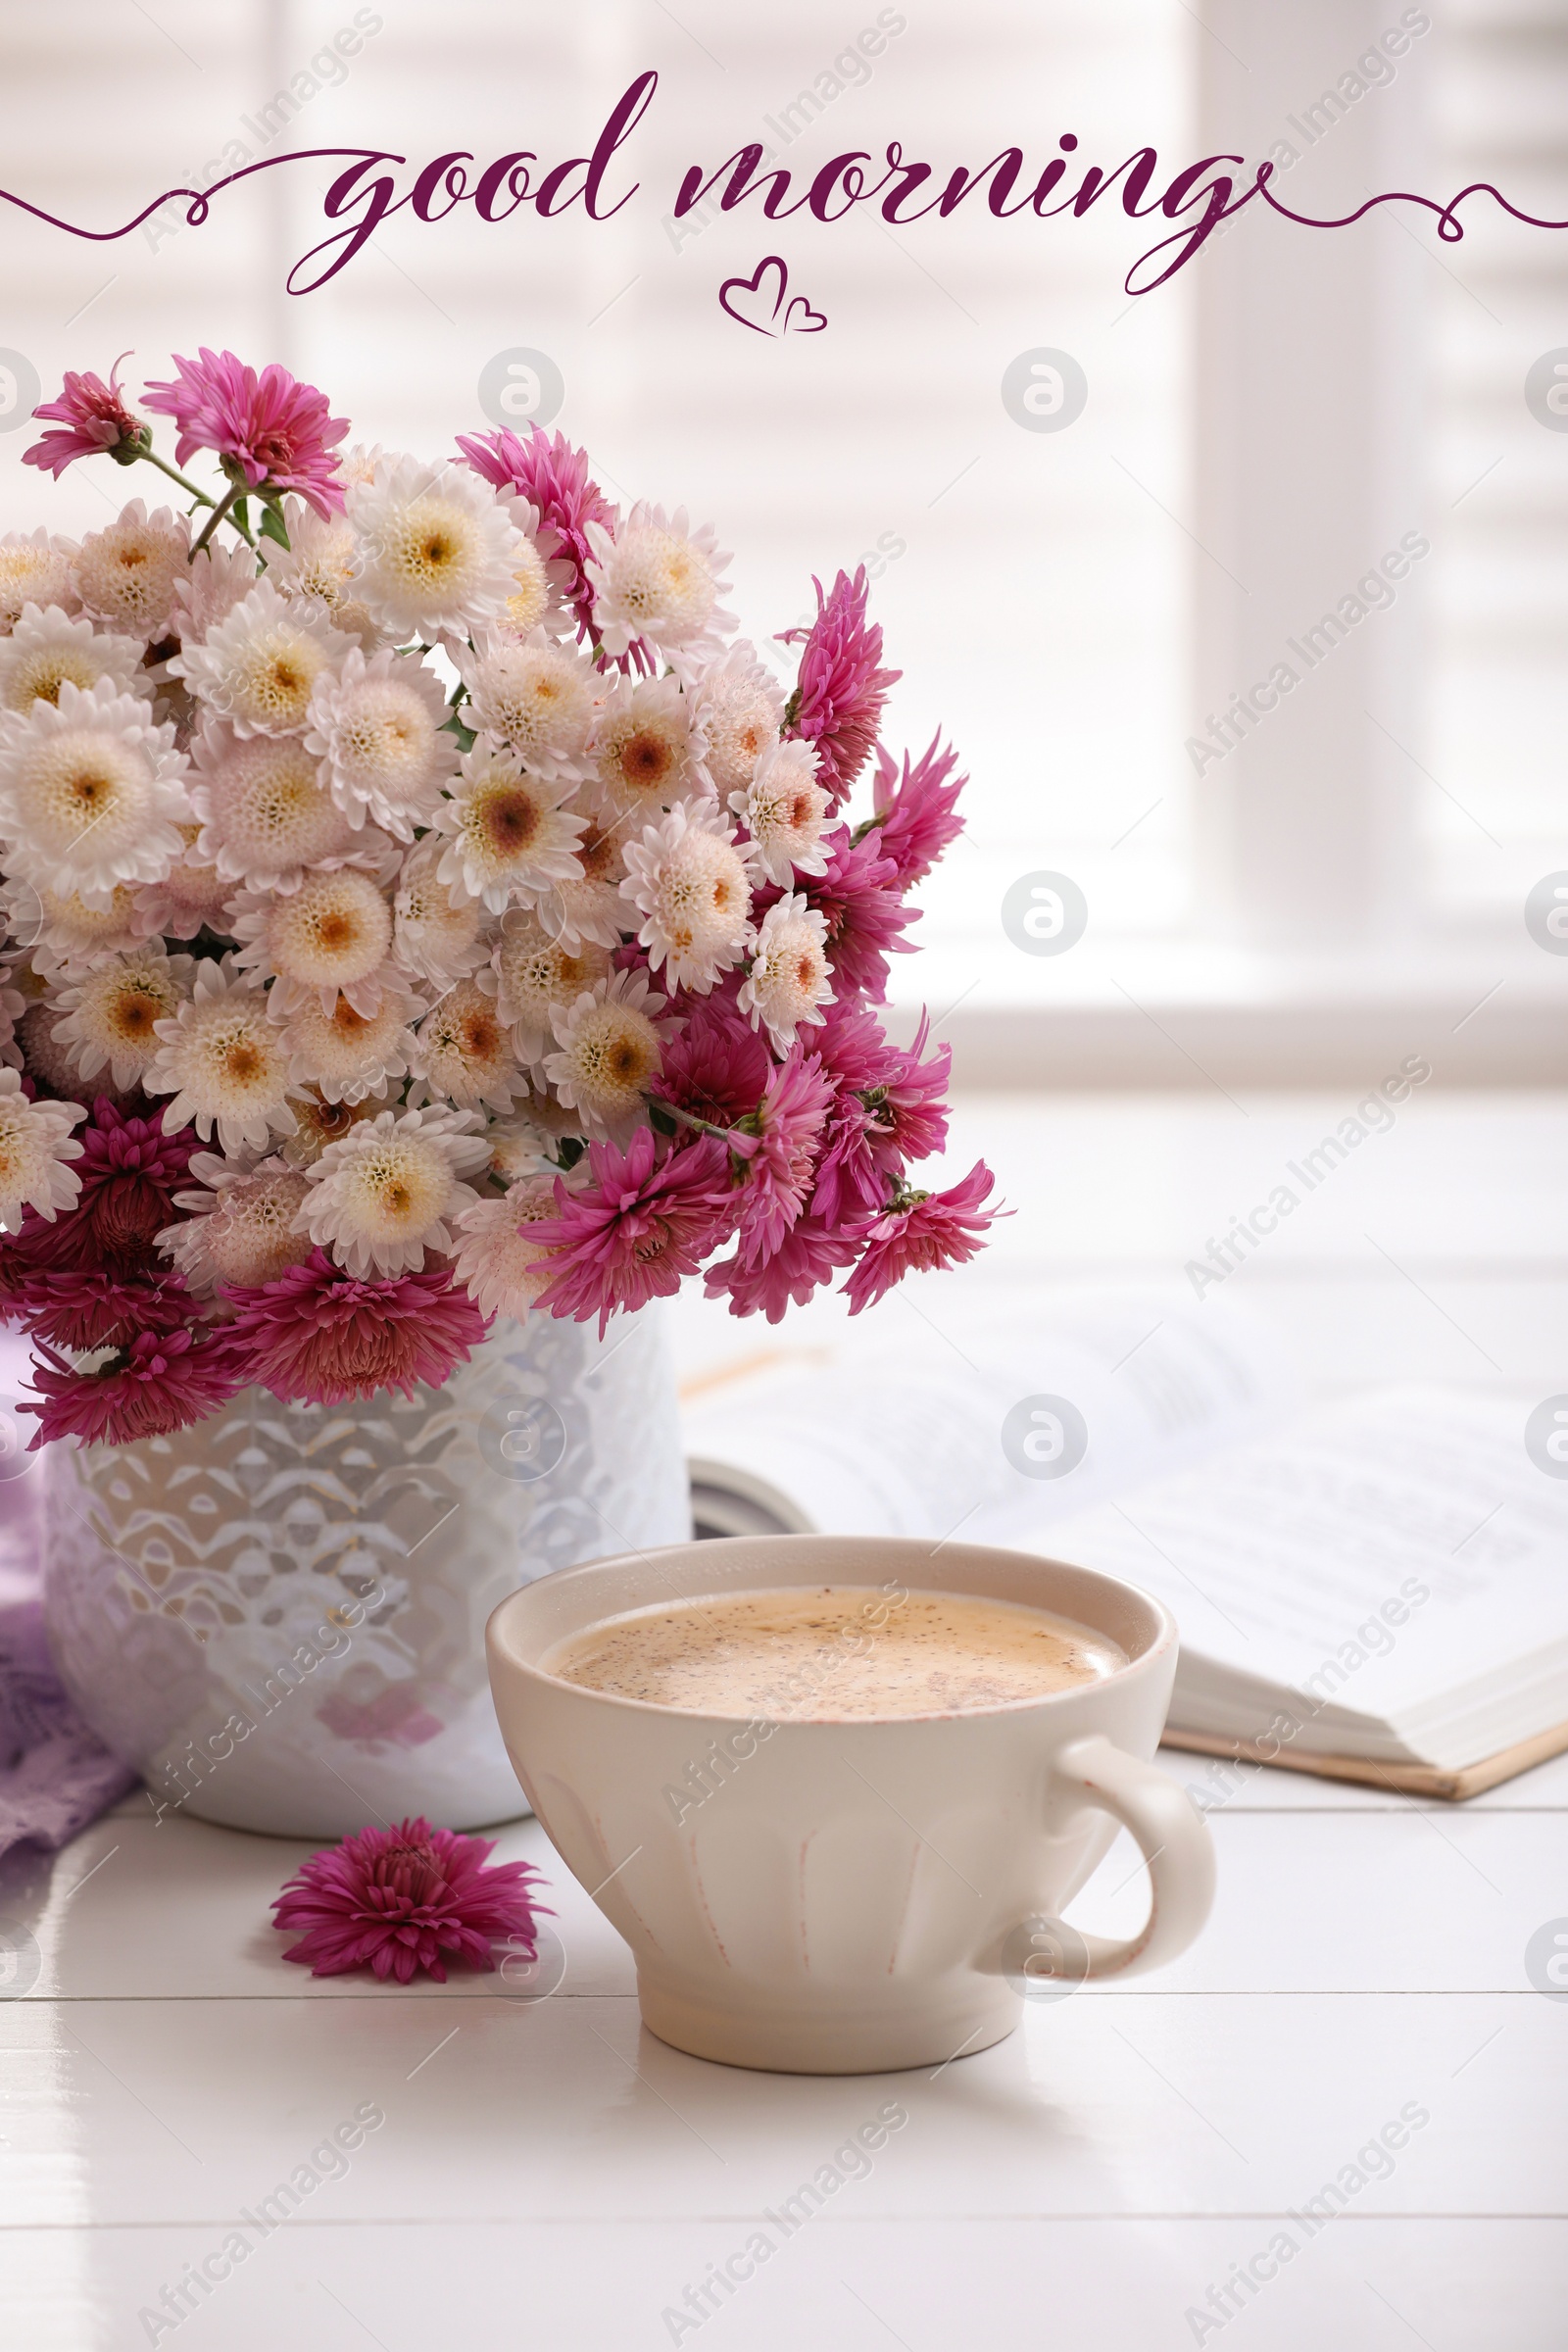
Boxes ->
[556,1135,588,1170]
[257,504,291,551]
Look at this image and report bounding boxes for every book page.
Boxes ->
[1036,1387,1568,1728]
[681,1292,1297,1544]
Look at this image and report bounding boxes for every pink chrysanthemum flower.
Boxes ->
[24,354,145,479]
[22,1323,243,1448]
[796,825,919,1004]
[143,349,349,518]
[780,566,902,805]
[222,1249,491,1406]
[13,1266,194,1353]
[808,1001,908,1228]
[650,991,770,1127]
[867,733,966,885]
[271,1816,550,1984]
[872,1013,954,1173]
[18,1098,197,1275]
[456,424,618,644]
[842,1160,1001,1314]
[704,1211,857,1325]
[531,1126,733,1337]
[730,1048,833,1265]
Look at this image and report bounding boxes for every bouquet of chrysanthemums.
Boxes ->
[0,349,995,1447]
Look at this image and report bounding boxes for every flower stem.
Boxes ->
[188,480,253,559]
[661,1101,742,1147]
[134,446,218,509]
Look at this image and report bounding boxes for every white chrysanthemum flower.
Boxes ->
[452,1173,564,1320]
[171,541,259,645]
[458,628,597,780]
[229,865,395,1018]
[409,976,525,1112]
[304,644,459,838]
[688,639,785,799]
[74,501,190,642]
[737,893,835,1052]
[0,678,190,908]
[52,942,195,1093]
[486,490,575,635]
[299,1102,490,1277]
[590,672,694,822]
[0,1066,85,1232]
[159,1152,314,1293]
[188,720,361,892]
[0,961,24,1071]
[391,836,489,988]
[132,826,232,941]
[480,1114,553,1186]
[0,531,79,634]
[274,975,423,1108]
[347,457,524,642]
[542,966,673,1141]
[619,802,755,993]
[171,578,341,737]
[279,1086,385,1167]
[431,740,586,915]
[7,877,147,980]
[731,736,832,884]
[259,497,382,650]
[0,604,151,716]
[583,502,733,664]
[17,1001,89,1098]
[337,442,396,488]
[529,814,630,952]
[144,955,297,1154]
[489,907,612,1062]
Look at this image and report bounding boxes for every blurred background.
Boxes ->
[0,0,1563,1087]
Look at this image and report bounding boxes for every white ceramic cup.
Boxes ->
[486,1534,1215,2074]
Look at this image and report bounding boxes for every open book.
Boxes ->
[680,1296,1568,1798]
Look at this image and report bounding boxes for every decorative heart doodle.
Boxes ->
[718,256,827,337]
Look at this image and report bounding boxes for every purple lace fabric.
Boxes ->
[0,1332,134,1860]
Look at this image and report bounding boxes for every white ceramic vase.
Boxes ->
[40,1305,690,1838]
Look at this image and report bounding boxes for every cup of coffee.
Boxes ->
[486,1534,1214,2075]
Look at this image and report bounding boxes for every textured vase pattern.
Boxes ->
[41,1306,690,1837]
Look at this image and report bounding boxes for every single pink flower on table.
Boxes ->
[143,349,348,517]
[531,1127,733,1338]
[843,1160,1001,1314]
[780,566,902,806]
[271,1816,550,1984]
[867,733,966,885]
[456,423,618,643]
[704,1211,858,1324]
[221,1250,491,1407]
[21,1324,242,1448]
[730,1049,833,1265]
[24,354,144,478]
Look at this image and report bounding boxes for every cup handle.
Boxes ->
[1042,1733,1216,1981]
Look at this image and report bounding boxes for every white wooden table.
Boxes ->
[4,1091,1565,2350]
